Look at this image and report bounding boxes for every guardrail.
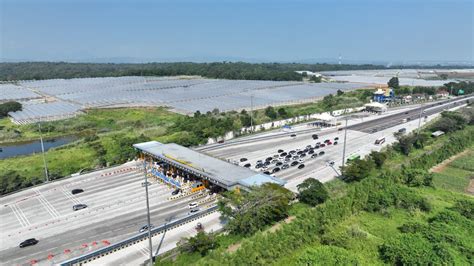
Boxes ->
[59,205,219,266]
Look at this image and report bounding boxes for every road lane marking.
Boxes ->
[34,188,61,218]
[9,204,28,227]
[61,186,82,205]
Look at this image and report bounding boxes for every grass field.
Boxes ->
[431,148,474,194]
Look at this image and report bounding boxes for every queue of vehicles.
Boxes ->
[238,134,338,175]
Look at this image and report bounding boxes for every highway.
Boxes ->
[204,96,472,191]
[0,163,215,265]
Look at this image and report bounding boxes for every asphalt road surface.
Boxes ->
[0,163,214,265]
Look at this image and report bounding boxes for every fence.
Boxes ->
[59,205,219,266]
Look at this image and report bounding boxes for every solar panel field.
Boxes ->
[2,77,369,124]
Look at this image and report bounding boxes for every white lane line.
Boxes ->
[61,186,82,205]
[9,204,27,227]
[34,188,61,218]
[14,204,32,226]
[134,245,149,257]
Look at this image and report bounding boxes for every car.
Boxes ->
[73,204,88,211]
[273,154,279,158]
[292,156,299,161]
[280,152,287,157]
[171,188,181,195]
[285,158,291,162]
[271,159,279,164]
[290,134,297,137]
[324,139,330,143]
[306,145,312,149]
[266,157,273,161]
[264,161,271,166]
[276,162,283,166]
[240,158,248,162]
[289,150,296,154]
[188,202,198,209]
[277,149,284,153]
[285,154,292,158]
[319,151,325,156]
[327,141,332,145]
[405,112,409,114]
[19,238,38,248]
[334,141,338,145]
[407,117,411,121]
[263,171,271,175]
[398,128,407,133]
[291,161,299,166]
[272,167,281,173]
[282,164,289,169]
[320,144,326,147]
[334,137,339,141]
[298,164,305,169]
[315,142,321,145]
[314,145,320,149]
[300,153,306,158]
[299,159,305,163]
[243,163,251,168]
[338,128,344,131]
[296,150,303,155]
[312,134,319,139]
[139,224,155,233]
[329,161,335,166]
[255,164,263,169]
[311,153,318,158]
[195,222,203,231]
[188,208,200,215]
[308,150,314,154]
[256,160,263,164]
[217,140,224,144]
[303,148,309,153]
[71,189,84,195]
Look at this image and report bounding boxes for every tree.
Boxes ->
[277,107,288,118]
[218,183,293,236]
[401,167,433,187]
[336,89,344,96]
[387,76,399,90]
[178,231,217,256]
[369,151,387,168]
[264,106,278,119]
[342,158,375,182]
[0,101,22,117]
[297,178,329,206]
[309,75,322,83]
[322,94,336,108]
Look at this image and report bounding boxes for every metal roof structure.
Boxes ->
[134,141,286,190]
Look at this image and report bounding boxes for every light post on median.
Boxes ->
[142,156,154,266]
[341,116,349,168]
[38,119,50,182]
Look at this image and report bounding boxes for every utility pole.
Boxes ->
[250,95,254,132]
[142,157,154,266]
[341,116,349,167]
[38,119,49,182]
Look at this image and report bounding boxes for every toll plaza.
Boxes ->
[133,141,286,193]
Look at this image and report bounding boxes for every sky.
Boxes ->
[0,0,473,63]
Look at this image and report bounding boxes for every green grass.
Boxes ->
[432,148,474,194]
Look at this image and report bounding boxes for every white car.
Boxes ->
[188,202,198,209]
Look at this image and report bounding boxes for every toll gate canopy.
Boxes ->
[133,141,286,190]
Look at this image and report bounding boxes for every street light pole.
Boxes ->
[142,157,154,266]
[38,120,49,182]
[250,95,254,132]
[341,116,349,167]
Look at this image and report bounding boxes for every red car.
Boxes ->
[320,144,326,147]
[327,141,332,145]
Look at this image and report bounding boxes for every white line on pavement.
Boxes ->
[34,188,61,218]
[9,204,28,227]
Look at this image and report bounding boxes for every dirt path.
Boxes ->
[466,179,474,195]
[429,149,471,173]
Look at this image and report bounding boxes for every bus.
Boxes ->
[375,137,386,145]
[347,154,361,162]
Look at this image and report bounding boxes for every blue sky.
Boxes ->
[0,0,472,63]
